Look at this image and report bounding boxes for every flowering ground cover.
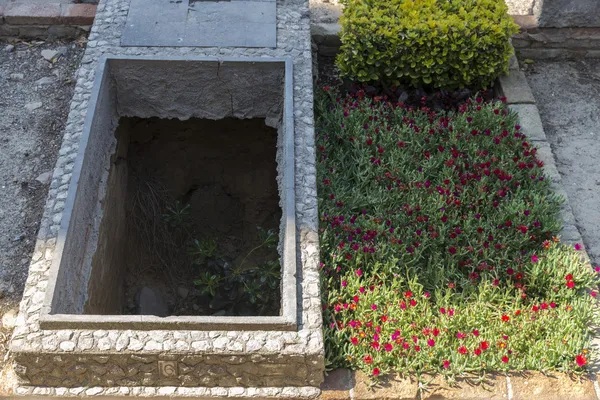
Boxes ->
[315,87,599,380]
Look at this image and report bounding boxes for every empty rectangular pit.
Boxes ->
[92,116,281,317]
[40,56,297,330]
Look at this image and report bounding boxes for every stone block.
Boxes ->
[0,24,20,37]
[510,372,596,400]
[61,4,97,26]
[534,141,562,182]
[421,374,508,400]
[536,0,600,28]
[512,15,537,31]
[319,369,353,400]
[498,71,536,104]
[560,225,584,246]
[311,22,341,46]
[353,371,418,400]
[518,48,584,60]
[47,25,87,39]
[4,3,61,25]
[17,26,49,39]
[509,104,547,141]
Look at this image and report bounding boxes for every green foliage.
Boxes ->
[315,88,599,380]
[191,228,281,313]
[336,0,519,89]
[162,200,191,228]
[189,238,218,265]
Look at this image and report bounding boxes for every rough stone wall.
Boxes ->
[536,0,600,28]
[10,0,324,394]
[17,350,323,388]
[48,69,120,316]
[84,132,128,315]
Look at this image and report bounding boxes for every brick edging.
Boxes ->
[0,3,96,39]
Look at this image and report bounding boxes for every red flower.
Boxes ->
[531,255,539,263]
[472,329,480,337]
[364,355,373,364]
[458,346,468,355]
[501,315,510,322]
[565,274,573,281]
[432,328,440,337]
[575,243,583,251]
[448,246,457,255]
[474,348,482,356]
[576,354,587,367]
[443,360,450,369]
[427,339,435,347]
[373,367,380,376]
[351,337,358,345]
[404,291,413,298]
[480,341,489,350]
[566,281,575,289]
[501,356,509,363]
[384,343,393,352]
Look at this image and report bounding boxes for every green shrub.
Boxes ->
[336,0,519,89]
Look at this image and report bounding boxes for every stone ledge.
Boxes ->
[510,372,597,400]
[499,71,536,104]
[318,369,352,399]
[2,3,95,26]
[421,374,508,400]
[61,4,97,26]
[15,385,322,398]
[320,370,600,399]
[0,24,91,39]
[353,371,418,400]
[507,104,547,141]
[4,3,61,25]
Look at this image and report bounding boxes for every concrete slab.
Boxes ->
[122,0,276,47]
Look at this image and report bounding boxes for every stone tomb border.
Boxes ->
[10,0,325,396]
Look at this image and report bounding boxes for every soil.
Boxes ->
[0,37,85,390]
[524,60,600,268]
[316,56,497,112]
[115,117,282,316]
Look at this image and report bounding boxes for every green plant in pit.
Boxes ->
[192,227,281,312]
[189,238,218,265]
[336,0,519,89]
[162,200,191,228]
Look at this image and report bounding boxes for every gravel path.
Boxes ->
[525,60,600,268]
[0,39,83,367]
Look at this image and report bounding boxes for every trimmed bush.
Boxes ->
[336,0,519,89]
